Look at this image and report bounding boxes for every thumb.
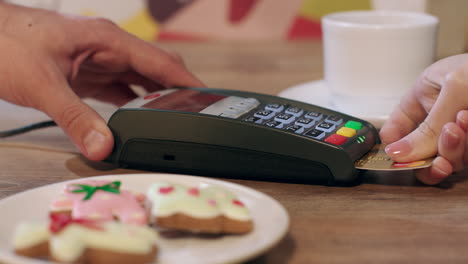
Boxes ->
[38,82,114,161]
[385,72,468,162]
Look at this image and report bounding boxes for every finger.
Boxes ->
[72,69,166,100]
[414,122,465,185]
[456,110,468,131]
[456,110,468,164]
[116,72,167,93]
[76,19,204,89]
[380,66,444,145]
[379,87,428,144]
[415,156,452,185]
[91,82,139,107]
[37,74,114,161]
[126,38,205,88]
[166,51,187,68]
[86,31,205,88]
[438,122,465,171]
[385,69,468,162]
[73,81,138,106]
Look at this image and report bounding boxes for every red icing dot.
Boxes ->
[159,186,174,194]
[49,213,102,233]
[232,200,245,207]
[187,188,199,196]
[208,199,217,206]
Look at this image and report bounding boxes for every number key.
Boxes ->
[285,107,304,117]
[305,111,323,120]
[244,116,262,124]
[274,113,295,124]
[295,118,315,128]
[285,125,305,134]
[265,103,284,113]
[325,115,343,125]
[254,110,275,120]
[264,120,283,128]
[316,122,336,132]
[304,129,325,140]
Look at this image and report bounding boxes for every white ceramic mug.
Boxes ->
[322,10,438,117]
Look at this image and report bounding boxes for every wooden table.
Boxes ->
[2,41,468,264]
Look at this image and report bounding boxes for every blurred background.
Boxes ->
[6,0,468,58]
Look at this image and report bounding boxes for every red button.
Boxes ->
[144,93,161,100]
[325,134,347,145]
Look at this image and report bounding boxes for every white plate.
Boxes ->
[278,80,388,129]
[0,174,289,264]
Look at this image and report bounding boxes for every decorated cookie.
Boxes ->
[50,180,148,225]
[147,181,253,234]
[13,213,158,264]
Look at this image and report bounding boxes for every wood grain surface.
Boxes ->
[1,41,468,264]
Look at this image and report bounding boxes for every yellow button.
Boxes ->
[337,127,356,137]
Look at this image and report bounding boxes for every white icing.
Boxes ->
[50,229,86,262]
[201,186,251,221]
[147,182,219,219]
[13,223,50,249]
[147,182,252,222]
[14,222,158,262]
[52,222,158,262]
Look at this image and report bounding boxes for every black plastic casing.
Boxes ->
[105,88,378,184]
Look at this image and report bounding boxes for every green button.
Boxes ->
[345,121,362,130]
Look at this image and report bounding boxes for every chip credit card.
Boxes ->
[354,144,435,171]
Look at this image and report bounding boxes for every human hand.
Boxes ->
[380,54,468,185]
[0,3,204,161]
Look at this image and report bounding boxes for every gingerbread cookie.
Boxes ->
[50,180,148,225]
[13,213,158,264]
[147,181,253,234]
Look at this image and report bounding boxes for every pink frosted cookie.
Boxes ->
[50,180,148,225]
[147,182,253,234]
[13,213,158,264]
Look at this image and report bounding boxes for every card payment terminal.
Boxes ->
[106,87,378,184]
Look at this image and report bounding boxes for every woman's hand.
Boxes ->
[380,54,468,184]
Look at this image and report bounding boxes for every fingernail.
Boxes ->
[385,139,412,159]
[442,126,460,148]
[433,166,450,179]
[83,129,106,157]
[457,111,468,129]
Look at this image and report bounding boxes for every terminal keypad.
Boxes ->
[244,103,363,146]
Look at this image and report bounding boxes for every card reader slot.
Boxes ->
[119,139,334,184]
